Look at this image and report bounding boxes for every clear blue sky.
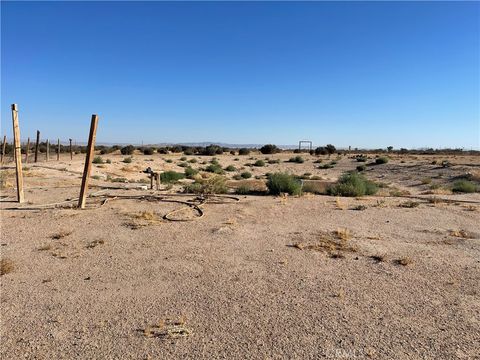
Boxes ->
[1,1,479,149]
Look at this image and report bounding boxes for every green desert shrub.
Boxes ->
[288,156,304,164]
[160,171,185,184]
[188,158,197,163]
[180,156,187,161]
[240,171,252,179]
[327,172,378,197]
[183,175,227,194]
[254,160,265,167]
[238,148,250,155]
[184,167,199,179]
[143,147,154,155]
[356,164,366,172]
[120,145,135,155]
[205,163,224,174]
[319,162,335,169]
[92,156,104,164]
[177,162,189,168]
[259,144,280,154]
[375,157,389,164]
[452,180,477,193]
[266,172,302,196]
[224,165,236,172]
[165,159,173,163]
[236,184,253,195]
[122,157,132,163]
[268,159,280,164]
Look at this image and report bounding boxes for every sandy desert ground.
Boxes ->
[1,151,479,359]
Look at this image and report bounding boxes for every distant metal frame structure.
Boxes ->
[298,140,313,152]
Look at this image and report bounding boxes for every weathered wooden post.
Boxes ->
[34,130,40,163]
[1,135,6,164]
[11,104,24,203]
[69,138,73,160]
[46,139,50,161]
[25,137,30,163]
[78,115,99,209]
[57,138,60,161]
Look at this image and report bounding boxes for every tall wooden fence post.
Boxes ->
[34,130,40,163]
[69,138,73,160]
[46,140,50,161]
[1,135,6,164]
[11,104,24,203]
[78,115,99,209]
[57,138,60,161]
[25,137,30,163]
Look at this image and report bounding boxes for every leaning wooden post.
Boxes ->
[46,139,50,161]
[34,130,40,163]
[69,138,73,160]
[11,104,24,203]
[78,115,99,209]
[57,138,60,161]
[25,137,30,163]
[1,135,6,164]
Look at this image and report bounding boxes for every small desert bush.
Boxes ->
[288,156,304,164]
[160,171,185,183]
[183,175,227,194]
[120,145,135,155]
[267,172,302,196]
[123,157,132,163]
[236,184,253,195]
[268,159,280,164]
[0,258,14,276]
[165,159,173,163]
[184,167,199,179]
[180,156,187,161]
[143,147,154,155]
[452,180,477,193]
[356,164,366,172]
[375,157,389,164]
[188,158,197,163]
[421,177,432,184]
[356,156,367,162]
[177,162,189,168]
[254,160,265,167]
[224,165,236,172]
[240,171,252,179]
[319,162,335,169]
[106,159,112,164]
[260,144,280,154]
[205,163,224,174]
[92,156,104,164]
[238,148,250,155]
[327,172,378,197]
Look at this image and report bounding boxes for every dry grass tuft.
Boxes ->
[51,230,72,240]
[38,244,53,251]
[0,258,14,275]
[142,316,191,339]
[396,257,413,266]
[335,197,347,210]
[291,230,357,256]
[334,228,351,241]
[399,201,420,208]
[124,211,163,229]
[449,229,475,239]
[86,239,105,249]
[370,254,386,263]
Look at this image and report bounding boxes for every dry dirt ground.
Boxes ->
[1,152,479,359]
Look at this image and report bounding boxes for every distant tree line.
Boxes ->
[1,141,477,157]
